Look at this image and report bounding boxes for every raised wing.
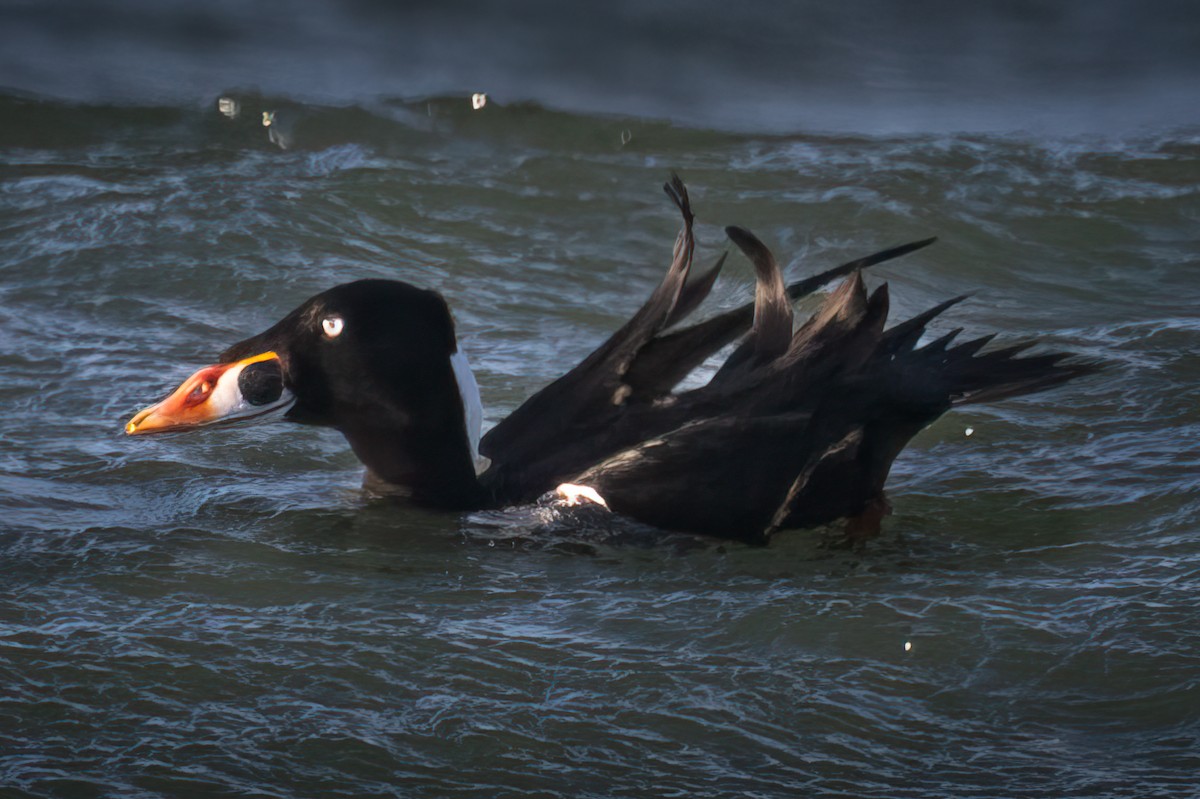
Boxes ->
[480,178,943,507]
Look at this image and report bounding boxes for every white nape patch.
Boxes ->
[450,348,486,473]
[555,483,610,509]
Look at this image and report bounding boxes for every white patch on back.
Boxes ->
[554,483,610,509]
[450,347,486,473]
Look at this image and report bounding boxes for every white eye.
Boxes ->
[322,316,344,338]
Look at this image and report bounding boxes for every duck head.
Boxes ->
[126,279,487,508]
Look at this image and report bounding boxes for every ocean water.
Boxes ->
[2,5,1200,798]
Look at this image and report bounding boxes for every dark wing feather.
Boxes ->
[572,265,1099,540]
[480,174,696,466]
[705,226,793,386]
[664,252,726,329]
[623,236,938,399]
[482,177,1095,538]
[571,414,816,543]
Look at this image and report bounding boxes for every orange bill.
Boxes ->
[125,351,293,435]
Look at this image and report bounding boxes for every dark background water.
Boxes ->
[3,0,1199,133]
[2,3,1199,799]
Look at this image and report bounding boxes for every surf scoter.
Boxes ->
[125,177,1096,543]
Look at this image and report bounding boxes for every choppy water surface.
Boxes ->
[1,93,1199,797]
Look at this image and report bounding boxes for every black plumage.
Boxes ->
[128,176,1099,542]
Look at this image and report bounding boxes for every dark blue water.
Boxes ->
[2,5,1199,798]
[3,0,1198,134]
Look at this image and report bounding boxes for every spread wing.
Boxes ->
[479,177,944,508]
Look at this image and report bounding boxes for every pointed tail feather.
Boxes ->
[878,306,1104,412]
[878,293,972,356]
[948,352,1103,406]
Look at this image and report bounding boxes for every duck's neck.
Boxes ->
[337,349,490,510]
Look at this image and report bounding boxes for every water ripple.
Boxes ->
[1,99,1198,797]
